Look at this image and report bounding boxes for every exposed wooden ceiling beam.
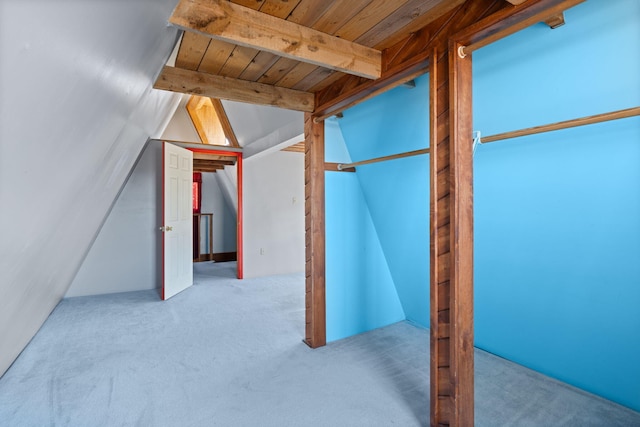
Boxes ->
[154,66,314,112]
[169,0,382,79]
[456,0,585,55]
[313,0,508,122]
[194,159,235,167]
[193,152,237,163]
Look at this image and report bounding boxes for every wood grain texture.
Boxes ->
[457,0,585,54]
[304,113,326,348]
[482,106,640,143]
[429,49,451,426]
[186,95,227,146]
[337,148,430,169]
[210,98,241,148]
[170,0,382,79]
[313,0,504,122]
[448,40,474,427]
[324,162,355,172]
[154,66,314,112]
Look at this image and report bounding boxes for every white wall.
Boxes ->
[160,95,201,143]
[200,173,237,254]
[66,142,163,297]
[0,0,180,376]
[243,151,305,278]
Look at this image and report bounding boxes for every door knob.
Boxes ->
[159,226,173,232]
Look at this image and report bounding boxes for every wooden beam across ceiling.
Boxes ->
[312,0,507,122]
[193,152,237,163]
[169,0,382,79]
[456,0,585,55]
[154,66,314,112]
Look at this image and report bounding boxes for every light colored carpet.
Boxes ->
[0,261,638,426]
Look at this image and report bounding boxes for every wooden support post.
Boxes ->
[430,43,474,426]
[304,113,326,348]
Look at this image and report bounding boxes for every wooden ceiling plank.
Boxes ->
[363,0,468,50]
[198,40,237,75]
[219,45,261,78]
[154,66,314,112]
[291,68,336,92]
[234,0,330,83]
[214,0,301,84]
[259,0,302,19]
[313,0,505,120]
[258,57,300,85]
[307,71,345,93]
[267,0,375,89]
[311,0,374,36]
[210,98,241,148]
[175,32,211,70]
[287,0,336,27]
[275,62,318,88]
[239,51,282,81]
[333,0,412,43]
[355,0,457,48]
[170,0,382,79]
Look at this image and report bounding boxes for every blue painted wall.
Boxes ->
[338,75,431,327]
[324,0,639,411]
[473,0,640,411]
[325,120,405,342]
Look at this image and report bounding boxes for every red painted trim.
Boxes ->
[161,143,166,300]
[236,155,244,279]
[187,147,244,279]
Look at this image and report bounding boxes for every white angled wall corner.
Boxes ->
[0,0,181,376]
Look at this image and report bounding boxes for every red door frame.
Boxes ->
[188,148,243,279]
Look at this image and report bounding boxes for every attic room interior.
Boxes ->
[0,0,638,425]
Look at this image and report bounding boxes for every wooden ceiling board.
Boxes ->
[258,57,300,85]
[245,0,403,90]
[287,0,336,27]
[198,40,236,75]
[333,0,413,42]
[219,45,261,78]
[357,0,468,50]
[275,62,318,88]
[239,51,282,81]
[168,0,551,114]
[310,0,374,36]
[171,0,382,79]
[176,32,210,70]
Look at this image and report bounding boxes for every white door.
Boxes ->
[162,142,193,300]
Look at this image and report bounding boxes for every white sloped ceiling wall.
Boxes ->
[0,0,181,376]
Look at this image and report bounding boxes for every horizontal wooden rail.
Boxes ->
[337,148,430,170]
[325,162,355,172]
[481,106,640,144]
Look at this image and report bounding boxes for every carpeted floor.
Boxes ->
[0,261,638,426]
